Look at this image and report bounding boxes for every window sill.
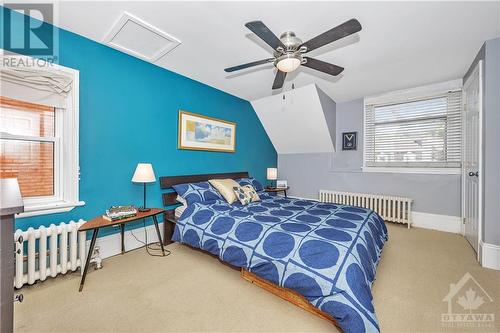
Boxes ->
[362,167,461,175]
[16,200,86,218]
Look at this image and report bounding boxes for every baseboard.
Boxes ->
[86,222,164,260]
[411,211,461,233]
[480,240,500,270]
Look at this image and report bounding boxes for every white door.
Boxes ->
[462,61,482,254]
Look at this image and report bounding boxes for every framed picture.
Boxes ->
[342,132,357,151]
[178,110,236,152]
[276,180,288,188]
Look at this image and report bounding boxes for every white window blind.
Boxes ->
[364,90,462,168]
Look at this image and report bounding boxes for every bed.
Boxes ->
[161,172,387,333]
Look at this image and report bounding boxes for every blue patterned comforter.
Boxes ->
[172,193,388,333]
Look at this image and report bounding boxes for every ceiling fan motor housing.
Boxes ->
[279,31,302,52]
[274,31,305,70]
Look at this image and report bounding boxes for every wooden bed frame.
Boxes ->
[160,172,340,329]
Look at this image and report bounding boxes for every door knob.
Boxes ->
[468,171,479,177]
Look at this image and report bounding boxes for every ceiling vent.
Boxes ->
[103,12,181,62]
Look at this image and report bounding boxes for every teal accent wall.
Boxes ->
[1,7,277,236]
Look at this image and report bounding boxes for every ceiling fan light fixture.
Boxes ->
[276,54,301,73]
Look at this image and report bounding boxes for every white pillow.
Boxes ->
[176,195,187,205]
[208,178,240,204]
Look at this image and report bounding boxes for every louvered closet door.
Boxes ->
[463,61,482,254]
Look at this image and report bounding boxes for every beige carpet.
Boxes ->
[14,223,500,333]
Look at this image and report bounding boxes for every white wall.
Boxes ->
[251,84,335,154]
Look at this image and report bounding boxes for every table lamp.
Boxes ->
[267,167,278,189]
[132,163,156,212]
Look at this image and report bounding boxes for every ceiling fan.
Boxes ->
[224,19,362,90]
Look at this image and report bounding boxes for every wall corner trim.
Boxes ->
[411,211,461,233]
[480,240,500,271]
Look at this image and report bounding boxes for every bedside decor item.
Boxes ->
[276,180,288,189]
[342,132,357,150]
[132,163,156,212]
[267,167,278,189]
[178,110,236,152]
[103,205,138,221]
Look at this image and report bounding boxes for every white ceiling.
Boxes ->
[55,1,500,102]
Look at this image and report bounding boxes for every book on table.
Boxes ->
[103,205,137,221]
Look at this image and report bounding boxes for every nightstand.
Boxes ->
[78,208,165,292]
[265,186,290,198]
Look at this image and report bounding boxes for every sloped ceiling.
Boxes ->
[49,2,500,102]
[251,84,336,154]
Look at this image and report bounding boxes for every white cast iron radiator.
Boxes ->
[319,190,413,228]
[14,220,87,288]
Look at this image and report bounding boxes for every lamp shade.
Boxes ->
[132,163,156,183]
[267,167,278,180]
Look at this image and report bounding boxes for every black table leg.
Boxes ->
[120,224,125,254]
[79,228,99,292]
[152,215,165,256]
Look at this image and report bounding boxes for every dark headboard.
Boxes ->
[160,171,249,206]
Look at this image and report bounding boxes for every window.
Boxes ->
[0,55,82,217]
[0,98,56,197]
[364,82,462,173]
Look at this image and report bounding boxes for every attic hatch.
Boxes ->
[103,12,181,62]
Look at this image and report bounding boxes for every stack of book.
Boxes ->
[103,205,137,221]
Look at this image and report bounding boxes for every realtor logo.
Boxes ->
[442,272,495,328]
[2,3,56,57]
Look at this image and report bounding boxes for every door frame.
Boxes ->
[461,59,483,261]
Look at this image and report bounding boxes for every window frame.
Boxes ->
[1,55,84,217]
[362,80,463,175]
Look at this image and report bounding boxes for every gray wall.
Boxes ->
[483,38,500,245]
[278,99,462,216]
[465,38,500,245]
[317,86,337,148]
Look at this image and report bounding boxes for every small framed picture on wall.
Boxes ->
[276,180,288,189]
[342,132,357,151]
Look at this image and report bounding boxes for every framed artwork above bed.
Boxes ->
[178,110,236,152]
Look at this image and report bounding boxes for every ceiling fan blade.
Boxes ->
[245,21,286,51]
[224,58,274,72]
[272,70,287,89]
[302,57,344,76]
[300,19,362,53]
